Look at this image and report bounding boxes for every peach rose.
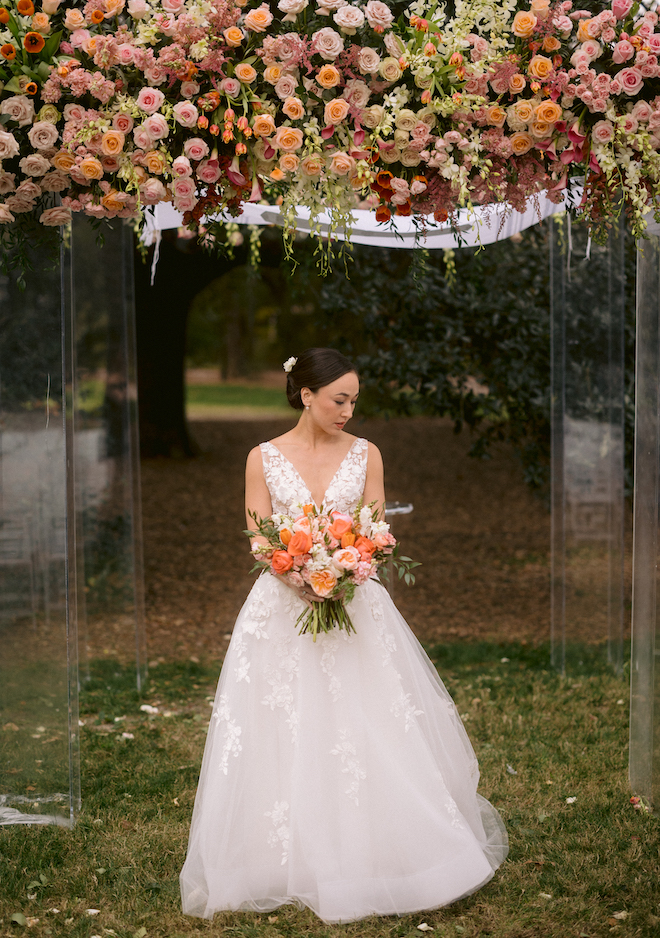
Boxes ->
[509,73,526,94]
[279,152,300,172]
[328,514,353,538]
[79,156,104,180]
[283,96,305,120]
[100,130,125,156]
[530,119,551,138]
[535,100,562,124]
[329,151,355,175]
[530,0,550,19]
[64,8,85,29]
[264,64,282,84]
[528,55,553,80]
[144,150,166,173]
[309,568,338,598]
[287,530,312,555]
[32,12,51,33]
[514,100,535,123]
[317,64,341,88]
[300,154,324,176]
[486,105,506,127]
[39,206,71,226]
[52,149,76,173]
[223,26,244,46]
[512,10,537,38]
[101,189,127,211]
[252,113,276,137]
[510,131,533,155]
[244,2,273,32]
[235,62,257,83]
[332,547,360,571]
[274,125,303,151]
[272,549,294,573]
[542,35,561,52]
[324,97,350,125]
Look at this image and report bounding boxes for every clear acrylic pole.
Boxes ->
[550,215,626,674]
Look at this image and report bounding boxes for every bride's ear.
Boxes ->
[300,387,312,409]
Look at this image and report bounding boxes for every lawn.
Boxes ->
[185,385,290,418]
[1,642,657,938]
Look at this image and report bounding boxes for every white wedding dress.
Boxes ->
[180,437,508,923]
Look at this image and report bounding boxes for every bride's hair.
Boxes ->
[286,347,357,411]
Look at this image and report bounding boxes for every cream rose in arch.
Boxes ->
[333,4,364,34]
[283,97,305,120]
[329,151,356,175]
[19,154,51,177]
[279,152,300,173]
[364,1,393,33]
[278,0,308,22]
[39,206,72,226]
[379,57,403,82]
[274,125,304,151]
[300,153,324,176]
[357,47,380,74]
[253,114,277,137]
[312,26,344,60]
[324,97,350,125]
[28,122,59,151]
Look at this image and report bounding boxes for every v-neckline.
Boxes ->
[267,438,359,509]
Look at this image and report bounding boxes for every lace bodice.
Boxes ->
[260,438,369,515]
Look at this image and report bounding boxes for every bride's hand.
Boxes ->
[288,582,324,608]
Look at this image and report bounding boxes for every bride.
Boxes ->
[180,347,508,924]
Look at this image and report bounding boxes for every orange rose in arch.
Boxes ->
[528,55,553,80]
[328,515,353,539]
[272,550,294,574]
[287,530,312,556]
[23,31,45,53]
[355,536,375,558]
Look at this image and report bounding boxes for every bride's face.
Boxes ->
[304,371,360,433]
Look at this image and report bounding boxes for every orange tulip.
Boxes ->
[25,81,37,95]
[280,528,293,546]
[341,533,356,548]
[375,204,391,223]
[0,9,9,24]
[23,31,45,53]
[91,9,104,22]
[302,504,314,516]
[17,0,35,14]
[1,43,16,60]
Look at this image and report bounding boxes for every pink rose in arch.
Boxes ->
[172,101,199,128]
[612,39,634,64]
[173,176,196,199]
[612,0,633,19]
[136,87,165,114]
[172,155,192,177]
[113,112,134,134]
[133,124,154,150]
[220,77,241,97]
[143,113,169,139]
[183,137,209,161]
[618,66,644,95]
[196,159,221,184]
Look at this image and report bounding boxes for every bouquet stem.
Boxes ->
[296,598,357,642]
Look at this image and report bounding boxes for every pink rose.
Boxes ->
[113,112,134,134]
[648,35,660,55]
[374,531,395,548]
[592,119,614,143]
[172,155,192,177]
[144,66,167,85]
[127,0,149,16]
[19,153,51,176]
[220,77,241,97]
[0,95,35,128]
[70,28,90,49]
[40,171,69,192]
[133,125,154,150]
[196,158,221,183]
[364,0,393,32]
[612,0,633,19]
[183,137,209,161]
[116,43,135,65]
[612,39,634,64]
[140,178,167,204]
[329,151,356,175]
[274,74,298,99]
[622,114,638,134]
[16,180,41,201]
[0,172,16,194]
[410,177,427,195]
[136,87,165,114]
[649,110,660,131]
[357,47,380,74]
[332,546,360,571]
[39,206,72,226]
[343,79,371,109]
[27,121,59,150]
[180,81,200,98]
[312,26,344,59]
[173,176,196,199]
[143,114,169,139]
[0,204,15,224]
[161,0,184,11]
[63,103,86,123]
[618,66,644,95]
[632,101,652,122]
[173,101,199,128]
[333,4,365,34]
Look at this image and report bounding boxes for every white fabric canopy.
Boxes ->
[144,188,573,251]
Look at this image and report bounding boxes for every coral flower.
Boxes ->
[17,0,35,15]
[91,9,104,23]
[0,43,16,60]
[23,31,45,53]
[0,9,9,23]
[375,203,391,222]
[25,81,38,95]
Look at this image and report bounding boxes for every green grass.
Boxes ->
[185,385,289,413]
[1,643,658,938]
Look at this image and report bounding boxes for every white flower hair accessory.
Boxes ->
[283,357,297,373]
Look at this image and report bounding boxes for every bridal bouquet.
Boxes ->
[246,501,418,640]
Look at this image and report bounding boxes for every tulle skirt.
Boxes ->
[180,574,508,924]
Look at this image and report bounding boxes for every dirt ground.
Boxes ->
[139,416,557,661]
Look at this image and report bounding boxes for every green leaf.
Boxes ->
[41,29,62,62]
[11,913,27,926]
[5,15,20,42]
[3,76,22,93]
[20,65,41,81]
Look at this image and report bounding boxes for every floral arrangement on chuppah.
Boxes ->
[1,0,660,264]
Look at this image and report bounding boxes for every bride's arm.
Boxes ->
[363,442,386,520]
[245,446,273,550]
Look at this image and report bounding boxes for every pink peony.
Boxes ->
[332,546,360,571]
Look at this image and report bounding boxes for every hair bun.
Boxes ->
[284,348,357,411]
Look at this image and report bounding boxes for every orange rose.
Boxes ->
[510,131,533,155]
[528,55,553,80]
[514,100,535,124]
[252,114,276,137]
[283,97,305,121]
[223,26,244,46]
[486,105,506,127]
[317,64,341,89]
[52,149,75,172]
[101,130,125,157]
[235,63,257,83]
[309,569,338,598]
[269,167,285,181]
[264,64,282,84]
[244,5,272,32]
[79,156,104,180]
[287,530,312,556]
[329,516,353,539]
[577,19,597,43]
[535,100,562,124]
[530,0,550,19]
[530,119,551,138]
[300,154,324,176]
[355,535,375,558]
[279,153,299,173]
[542,35,561,52]
[272,550,294,574]
[512,11,537,38]
[324,98,350,126]
[274,126,303,151]
[280,528,293,545]
[144,149,166,173]
[101,190,127,212]
[508,74,526,94]
[341,532,356,548]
